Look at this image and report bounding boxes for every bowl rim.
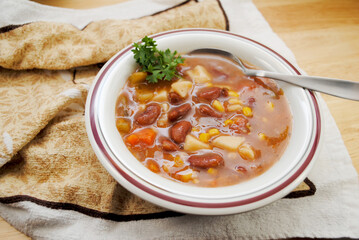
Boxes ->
[86,28,321,210]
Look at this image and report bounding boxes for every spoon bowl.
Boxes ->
[189,48,359,101]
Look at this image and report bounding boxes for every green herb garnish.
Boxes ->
[132,36,184,83]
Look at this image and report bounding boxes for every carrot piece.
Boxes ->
[147,159,160,173]
[126,134,140,146]
[137,128,156,145]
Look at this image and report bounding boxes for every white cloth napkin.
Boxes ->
[1,0,359,239]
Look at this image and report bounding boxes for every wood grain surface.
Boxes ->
[1,0,358,238]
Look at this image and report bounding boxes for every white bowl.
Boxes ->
[85,29,322,215]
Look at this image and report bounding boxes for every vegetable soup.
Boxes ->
[115,53,291,187]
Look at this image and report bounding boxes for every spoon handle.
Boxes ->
[248,70,359,101]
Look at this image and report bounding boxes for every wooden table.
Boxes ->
[1,0,358,238]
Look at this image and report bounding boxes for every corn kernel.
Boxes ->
[228,91,239,97]
[199,133,210,143]
[208,128,220,136]
[228,98,243,105]
[243,106,253,117]
[267,101,274,111]
[258,133,267,141]
[227,104,242,112]
[224,119,234,126]
[212,100,225,112]
[207,168,218,175]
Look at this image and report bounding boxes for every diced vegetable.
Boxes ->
[228,90,239,97]
[152,90,168,102]
[126,134,139,146]
[224,119,234,126]
[184,135,211,152]
[242,106,253,117]
[186,65,212,83]
[147,159,160,173]
[177,170,193,182]
[228,98,243,105]
[171,80,193,98]
[208,128,220,136]
[212,136,244,151]
[135,91,153,103]
[157,113,168,128]
[129,72,147,84]
[116,118,131,133]
[161,103,169,111]
[227,104,242,112]
[174,156,184,167]
[230,116,250,134]
[199,133,210,143]
[238,144,255,160]
[212,100,224,112]
[126,128,157,146]
[137,128,157,145]
[258,133,267,141]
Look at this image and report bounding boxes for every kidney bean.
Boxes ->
[167,103,191,122]
[197,87,221,101]
[159,137,179,151]
[221,88,229,97]
[188,153,224,168]
[134,103,161,125]
[230,116,249,134]
[168,92,183,105]
[198,104,222,118]
[169,121,192,143]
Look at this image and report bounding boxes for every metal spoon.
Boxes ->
[189,48,359,101]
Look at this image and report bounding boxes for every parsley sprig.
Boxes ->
[132,36,184,83]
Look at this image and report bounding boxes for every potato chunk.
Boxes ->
[212,136,244,151]
[152,90,168,102]
[135,90,153,103]
[129,72,147,84]
[186,65,212,83]
[184,135,211,152]
[171,80,193,98]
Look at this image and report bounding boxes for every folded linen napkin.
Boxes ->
[0,0,358,239]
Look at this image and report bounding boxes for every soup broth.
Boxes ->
[115,55,292,187]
